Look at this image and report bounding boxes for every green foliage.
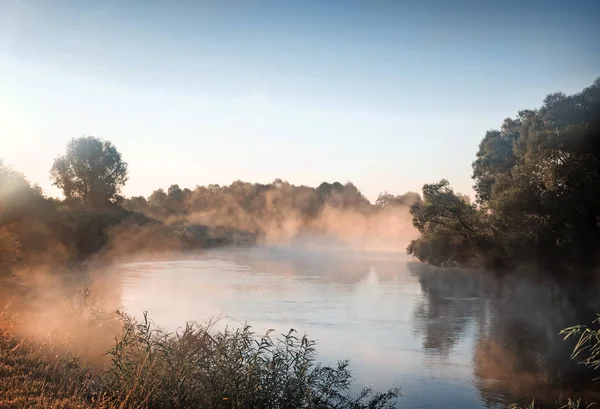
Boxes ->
[6,142,419,266]
[50,136,129,209]
[123,178,404,238]
[375,191,421,208]
[409,78,600,272]
[0,140,142,264]
[0,227,19,277]
[0,160,46,225]
[3,133,420,267]
[407,180,503,268]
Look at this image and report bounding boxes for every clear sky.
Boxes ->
[1,0,599,201]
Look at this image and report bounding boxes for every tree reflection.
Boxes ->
[410,263,487,357]
[473,284,600,408]
[412,292,483,356]
[409,263,600,407]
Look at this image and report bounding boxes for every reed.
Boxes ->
[0,290,400,409]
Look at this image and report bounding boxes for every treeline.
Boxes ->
[0,159,160,269]
[408,78,600,274]
[0,137,420,273]
[6,78,598,276]
[123,180,421,236]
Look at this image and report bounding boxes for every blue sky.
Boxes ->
[1,1,599,201]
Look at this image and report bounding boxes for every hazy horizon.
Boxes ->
[1,0,599,202]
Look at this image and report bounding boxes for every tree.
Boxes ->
[409,78,600,273]
[473,79,600,270]
[50,137,128,209]
[341,182,369,208]
[148,188,168,218]
[123,196,148,213]
[0,227,19,277]
[375,192,395,208]
[376,191,422,208]
[0,160,45,224]
[0,161,24,274]
[166,184,188,215]
[167,184,183,202]
[407,180,494,268]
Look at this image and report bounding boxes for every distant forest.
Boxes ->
[0,137,420,272]
[1,77,599,277]
[122,180,421,235]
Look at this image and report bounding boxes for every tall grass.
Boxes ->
[508,399,596,409]
[0,290,400,409]
[103,312,399,409]
[0,306,112,408]
[561,316,600,375]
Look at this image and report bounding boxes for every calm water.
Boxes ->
[115,243,600,408]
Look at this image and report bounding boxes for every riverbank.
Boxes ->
[1,303,596,409]
[0,319,108,408]
[5,258,600,408]
[0,286,400,409]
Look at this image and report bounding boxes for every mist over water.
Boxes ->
[113,239,600,409]
[1,4,598,405]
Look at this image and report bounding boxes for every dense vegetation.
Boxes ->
[0,159,176,267]
[408,78,600,274]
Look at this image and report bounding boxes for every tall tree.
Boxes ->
[407,180,492,268]
[50,137,128,209]
[376,191,422,208]
[474,79,600,269]
[409,78,600,273]
[0,227,19,277]
[0,160,44,224]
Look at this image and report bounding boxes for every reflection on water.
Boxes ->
[117,246,600,408]
[414,266,600,408]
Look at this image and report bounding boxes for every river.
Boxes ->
[115,242,600,408]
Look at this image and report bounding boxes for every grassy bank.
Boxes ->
[0,290,399,409]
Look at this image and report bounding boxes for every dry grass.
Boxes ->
[0,290,400,409]
[0,310,113,409]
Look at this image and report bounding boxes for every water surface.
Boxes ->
[116,244,600,408]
